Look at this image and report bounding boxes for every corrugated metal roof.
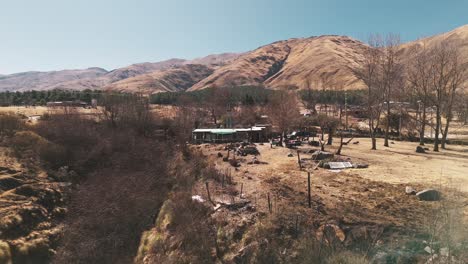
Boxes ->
[328,162,353,170]
[193,127,265,133]
[193,129,236,133]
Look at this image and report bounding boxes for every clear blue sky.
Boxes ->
[1,0,467,74]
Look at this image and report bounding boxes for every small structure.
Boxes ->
[91,99,98,108]
[46,100,88,108]
[192,126,267,144]
[328,162,353,170]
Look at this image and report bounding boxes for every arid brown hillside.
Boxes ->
[0,55,234,92]
[36,59,187,91]
[399,24,468,59]
[105,64,214,94]
[0,68,108,92]
[1,25,467,92]
[189,36,368,91]
[185,53,242,69]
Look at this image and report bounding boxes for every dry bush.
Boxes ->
[33,97,182,263]
[0,112,24,138]
[9,130,66,169]
[421,184,468,263]
[10,131,49,154]
[148,191,215,264]
[53,140,173,264]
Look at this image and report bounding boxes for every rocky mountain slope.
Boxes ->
[104,64,214,94]
[189,35,368,91]
[0,55,234,93]
[0,68,108,92]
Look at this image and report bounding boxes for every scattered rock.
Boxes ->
[311,151,334,160]
[247,157,263,165]
[238,146,260,156]
[353,163,369,169]
[424,246,433,254]
[229,160,240,167]
[416,189,441,201]
[217,152,223,158]
[439,247,449,257]
[224,199,251,210]
[309,141,320,147]
[287,153,294,157]
[416,146,426,153]
[425,254,439,264]
[405,186,417,195]
[353,141,359,144]
[191,195,205,203]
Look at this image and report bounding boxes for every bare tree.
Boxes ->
[200,87,235,127]
[440,47,467,149]
[267,91,300,146]
[454,92,468,125]
[429,42,463,151]
[407,42,432,145]
[380,34,403,147]
[352,35,385,150]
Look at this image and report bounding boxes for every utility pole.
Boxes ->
[345,91,348,130]
[430,107,434,138]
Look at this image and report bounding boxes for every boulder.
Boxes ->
[229,160,240,167]
[311,151,334,160]
[309,141,320,147]
[353,163,369,169]
[239,146,260,156]
[416,146,426,153]
[416,189,441,201]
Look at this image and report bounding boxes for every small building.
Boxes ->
[46,100,88,108]
[192,126,268,144]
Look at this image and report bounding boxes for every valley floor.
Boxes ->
[191,138,468,262]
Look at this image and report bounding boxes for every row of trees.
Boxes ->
[0,89,103,106]
[353,34,467,151]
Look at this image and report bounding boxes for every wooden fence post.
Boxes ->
[307,172,311,208]
[206,182,215,205]
[267,193,272,213]
[297,150,302,170]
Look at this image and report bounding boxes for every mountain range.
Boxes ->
[1,25,467,93]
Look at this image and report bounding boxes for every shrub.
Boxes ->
[38,143,67,170]
[10,131,49,154]
[0,113,24,137]
[10,130,67,169]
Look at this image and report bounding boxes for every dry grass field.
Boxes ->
[193,138,468,260]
